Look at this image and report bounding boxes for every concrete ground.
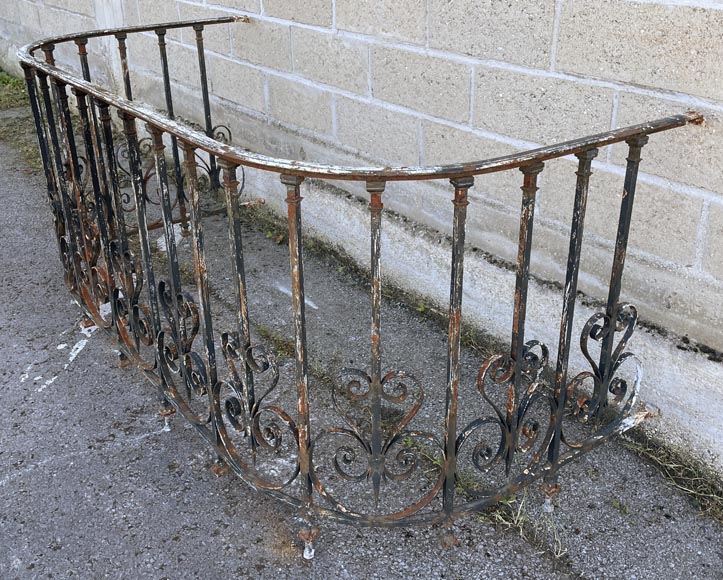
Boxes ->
[0,100,721,580]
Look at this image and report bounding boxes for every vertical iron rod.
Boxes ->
[367,180,385,506]
[597,136,648,410]
[149,126,183,295]
[281,174,312,507]
[119,113,161,337]
[36,71,80,289]
[508,162,544,473]
[443,176,473,514]
[115,33,133,100]
[55,81,93,266]
[75,39,115,243]
[22,65,58,221]
[74,89,114,281]
[98,102,129,254]
[548,149,598,475]
[221,161,256,424]
[155,28,188,230]
[182,142,218,388]
[193,24,219,189]
[511,163,544,365]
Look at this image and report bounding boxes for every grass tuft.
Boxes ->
[621,429,723,523]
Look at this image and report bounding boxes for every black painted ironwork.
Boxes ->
[18,17,703,558]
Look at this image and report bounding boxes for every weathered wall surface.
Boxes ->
[2,0,722,471]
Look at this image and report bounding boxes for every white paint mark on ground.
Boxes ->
[35,329,95,393]
[274,284,319,310]
[36,374,58,393]
[80,324,98,338]
[19,363,33,383]
[67,339,88,364]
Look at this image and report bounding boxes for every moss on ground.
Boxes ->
[0,68,27,110]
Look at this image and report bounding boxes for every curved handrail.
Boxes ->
[18,18,703,182]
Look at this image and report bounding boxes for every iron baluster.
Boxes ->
[74,88,116,321]
[281,174,315,542]
[115,33,133,100]
[55,82,95,276]
[443,176,473,515]
[221,161,256,434]
[21,65,60,235]
[120,114,161,338]
[74,39,116,242]
[367,180,386,506]
[193,24,219,190]
[545,149,598,496]
[36,70,81,292]
[596,136,649,413]
[98,102,130,256]
[155,28,188,231]
[120,113,169,413]
[509,162,544,474]
[182,142,218,391]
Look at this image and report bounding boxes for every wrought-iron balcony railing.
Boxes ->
[18,17,703,558]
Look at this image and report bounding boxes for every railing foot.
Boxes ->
[209,456,230,478]
[542,475,561,513]
[297,523,319,560]
[439,521,459,548]
[158,400,175,432]
[117,351,132,369]
[80,315,95,329]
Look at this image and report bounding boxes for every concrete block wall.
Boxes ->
[2,0,723,471]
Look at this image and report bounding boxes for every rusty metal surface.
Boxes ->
[17,18,700,553]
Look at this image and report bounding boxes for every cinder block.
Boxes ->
[422,121,522,208]
[556,0,723,102]
[44,0,94,17]
[122,0,140,26]
[263,0,332,27]
[231,17,291,71]
[136,0,181,41]
[125,33,162,75]
[212,0,260,12]
[428,0,555,68]
[208,54,265,112]
[2,2,40,35]
[37,6,94,37]
[539,159,703,265]
[166,42,201,87]
[473,67,614,144]
[177,2,234,54]
[336,0,425,45]
[371,46,471,122]
[292,27,368,94]
[612,93,723,195]
[336,97,420,165]
[268,76,333,134]
[704,204,723,280]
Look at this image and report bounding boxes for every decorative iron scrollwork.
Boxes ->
[561,304,642,452]
[310,367,444,515]
[157,280,211,425]
[213,332,300,490]
[457,340,554,497]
